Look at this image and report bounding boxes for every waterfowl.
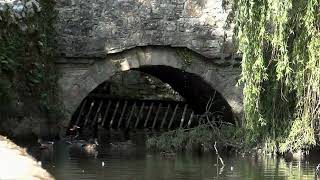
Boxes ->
[160,151,176,158]
[82,139,99,153]
[68,125,80,139]
[292,149,304,160]
[58,123,80,141]
[283,150,305,162]
[38,139,54,150]
[68,138,99,154]
[70,125,80,131]
[110,140,135,149]
[66,139,84,146]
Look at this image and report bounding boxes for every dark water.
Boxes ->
[20,137,319,180]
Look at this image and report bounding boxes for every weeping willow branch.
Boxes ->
[234,0,320,152]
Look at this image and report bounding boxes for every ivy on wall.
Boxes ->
[0,0,61,116]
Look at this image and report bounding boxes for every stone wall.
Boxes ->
[109,71,184,101]
[55,0,234,59]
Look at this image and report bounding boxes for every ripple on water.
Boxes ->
[21,140,319,180]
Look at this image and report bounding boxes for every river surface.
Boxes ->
[17,135,320,180]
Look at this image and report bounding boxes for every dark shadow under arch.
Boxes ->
[135,65,233,122]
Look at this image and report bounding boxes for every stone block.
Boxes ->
[55,0,235,59]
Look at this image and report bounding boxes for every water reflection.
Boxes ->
[19,139,319,180]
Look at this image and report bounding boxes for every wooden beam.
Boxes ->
[92,100,103,126]
[84,101,95,126]
[144,102,154,128]
[180,104,188,128]
[135,102,145,128]
[75,99,87,126]
[102,100,112,127]
[109,101,120,128]
[126,102,137,129]
[118,100,128,128]
[187,111,194,128]
[152,103,162,129]
[168,104,179,129]
[160,104,171,129]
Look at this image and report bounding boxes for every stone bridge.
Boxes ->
[54,0,243,125]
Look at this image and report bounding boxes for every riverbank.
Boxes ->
[0,135,54,180]
[145,124,320,162]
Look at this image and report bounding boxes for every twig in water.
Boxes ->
[214,141,225,175]
[214,141,225,167]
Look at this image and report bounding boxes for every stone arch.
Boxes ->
[57,46,243,124]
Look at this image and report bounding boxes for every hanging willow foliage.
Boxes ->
[234,0,320,152]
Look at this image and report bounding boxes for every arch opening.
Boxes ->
[67,65,234,139]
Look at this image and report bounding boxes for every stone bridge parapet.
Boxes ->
[55,0,234,59]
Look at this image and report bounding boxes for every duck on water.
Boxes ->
[38,138,54,150]
[67,138,99,154]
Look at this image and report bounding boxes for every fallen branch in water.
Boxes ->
[146,93,245,152]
